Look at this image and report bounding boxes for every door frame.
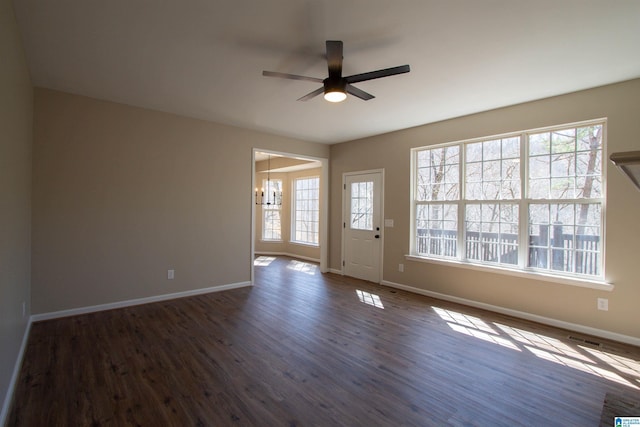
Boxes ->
[251,148,329,284]
[341,169,385,283]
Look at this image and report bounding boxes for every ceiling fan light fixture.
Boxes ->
[323,78,347,103]
[262,40,410,102]
[324,90,347,103]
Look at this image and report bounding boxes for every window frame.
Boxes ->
[409,119,609,289]
[291,176,320,247]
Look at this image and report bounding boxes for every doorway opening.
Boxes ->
[251,149,329,283]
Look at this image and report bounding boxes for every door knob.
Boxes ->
[375,234,380,239]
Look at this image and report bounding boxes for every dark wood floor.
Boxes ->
[8,256,640,426]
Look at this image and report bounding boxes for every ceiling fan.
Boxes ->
[262,40,410,103]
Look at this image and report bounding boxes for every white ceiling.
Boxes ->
[12,0,640,144]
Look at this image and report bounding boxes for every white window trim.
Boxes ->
[409,119,610,290]
[404,254,612,291]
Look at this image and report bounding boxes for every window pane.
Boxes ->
[465,203,518,265]
[466,142,482,162]
[415,203,457,258]
[483,140,501,161]
[551,129,576,153]
[464,136,521,201]
[415,146,460,201]
[293,177,319,245]
[527,203,601,276]
[351,181,373,230]
[263,210,281,240]
[502,137,520,158]
[529,132,550,156]
[577,125,603,151]
[529,124,602,200]
[529,156,550,179]
[261,179,282,241]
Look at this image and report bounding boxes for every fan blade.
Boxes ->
[344,65,410,84]
[262,71,323,83]
[346,84,375,101]
[297,87,324,101]
[326,40,343,78]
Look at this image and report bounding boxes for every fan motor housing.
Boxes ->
[324,77,346,95]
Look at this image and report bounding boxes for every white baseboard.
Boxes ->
[328,268,343,275]
[0,317,32,427]
[255,251,320,264]
[31,281,252,322]
[381,279,640,347]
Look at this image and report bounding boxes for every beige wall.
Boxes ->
[32,88,329,314]
[330,79,640,340]
[0,0,32,417]
[255,168,322,261]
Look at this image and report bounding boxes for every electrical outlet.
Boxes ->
[398,263,404,272]
[168,269,175,280]
[597,298,608,311]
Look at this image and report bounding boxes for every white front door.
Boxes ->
[343,171,382,283]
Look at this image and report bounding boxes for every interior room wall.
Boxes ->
[330,79,640,340]
[32,88,329,314]
[255,167,322,261]
[0,0,33,418]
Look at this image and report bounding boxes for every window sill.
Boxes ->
[290,241,320,248]
[260,239,283,243]
[404,255,613,292]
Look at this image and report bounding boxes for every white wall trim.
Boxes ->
[255,251,320,264]
[1,318,32,427]
[328,268,343,275]
[380,279,640,347]
[31,281,252,322]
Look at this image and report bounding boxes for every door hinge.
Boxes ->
[343,222,345,228]
[342,260,345,267]
[344,183,346,190]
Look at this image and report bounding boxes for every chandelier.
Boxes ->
[255,154,283,205]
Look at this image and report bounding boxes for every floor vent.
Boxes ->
[568,335,602,347]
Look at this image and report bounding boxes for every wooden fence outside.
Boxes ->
[417,223,600,275]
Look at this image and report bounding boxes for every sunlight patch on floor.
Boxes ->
[356,290,384,309]
[495,323,594,363]
[286,260,317,275]
[254,256,276,266]
[432,306,640,390]
[580,346,640,378]
[448,323,520,351]
[433,307,518,350]
[526,346,639,389]
[433,307,498,334]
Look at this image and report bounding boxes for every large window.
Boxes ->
[293,177,320,245]
[262,179,282,241]
[412,120,605,280]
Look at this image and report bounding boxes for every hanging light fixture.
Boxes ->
[255,154,283,205]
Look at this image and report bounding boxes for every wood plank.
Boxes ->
[8,256,640,426]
